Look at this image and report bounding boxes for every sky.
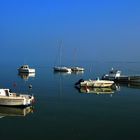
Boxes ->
[0,0,140,65]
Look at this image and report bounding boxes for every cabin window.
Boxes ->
[5,90,9,96]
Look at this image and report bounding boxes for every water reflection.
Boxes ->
[53,71,72,75]
[75,84,120,95]
[18,72,35,80]
[118,83,140,89]
[71,71,84,75]
[0,106,33,118]
[53,71,84,76]
[75,86,114,94]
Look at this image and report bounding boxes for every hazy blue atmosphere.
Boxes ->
[0,0,140,65]
[1,1,140,140]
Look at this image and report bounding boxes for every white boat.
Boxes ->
[71,67,84,72]
[102,68,121,80]
[54,66,72,73]
[102,68,140,83]
[70,48,84,72]
[75,78,114,88]
[54,41,71,73]
[18,65,35,73]
[0,89,34,106]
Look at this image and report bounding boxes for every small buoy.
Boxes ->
[29,84,32,89]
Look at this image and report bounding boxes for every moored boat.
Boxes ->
[18,65,35,73]
[71,67,84,72]
[54,40,72,73]
[102,68,140,83]
[75,78,114,88]
[53,66,72,73]
[102,68,121,80]
[0,89,34,107]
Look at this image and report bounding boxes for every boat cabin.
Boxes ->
[0,89,16,97]
[20,65,29,69]
[108,68,121,78]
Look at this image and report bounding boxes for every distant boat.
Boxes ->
[71,67,84,72]
[75,78,114,88]
[102,68,140,83]
[53,41,71,73]
[70,48,84,72]
[0,89,34,107]
[54,66,71,73]
[102,68,122,80]
[18,65,35,73]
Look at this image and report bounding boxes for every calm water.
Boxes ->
[1,61,140,140]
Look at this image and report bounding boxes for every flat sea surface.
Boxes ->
[0,61,140,140]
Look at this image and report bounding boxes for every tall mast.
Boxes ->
[59,40,63,66]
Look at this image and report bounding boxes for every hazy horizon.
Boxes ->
[0,0,140,64]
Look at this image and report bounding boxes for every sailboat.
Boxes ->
[70,48,84,72]
[54,66,71,73]
[53,41,71,73]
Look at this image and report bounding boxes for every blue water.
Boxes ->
[0,61,140,140]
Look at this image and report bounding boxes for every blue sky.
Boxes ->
[0,0,140,65]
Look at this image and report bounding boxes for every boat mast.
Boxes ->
[73,48,77,66]
[59,40,63,67]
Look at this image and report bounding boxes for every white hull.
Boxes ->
[0,89,34,107]
[18,68,35,73]
[0,96,33,106]
[18,65,35,73]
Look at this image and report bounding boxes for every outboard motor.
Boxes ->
[75,79,84,86]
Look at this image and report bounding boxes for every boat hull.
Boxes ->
[0,97,33,107]
[18,69,35,73]
[102,75,140,84]
[54,67,71,73]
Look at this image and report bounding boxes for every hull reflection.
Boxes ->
[0,106,33,118]
[120,83,140,89]
[18,72,35,80]
[75,86,120,95]
[53,71,72,75]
